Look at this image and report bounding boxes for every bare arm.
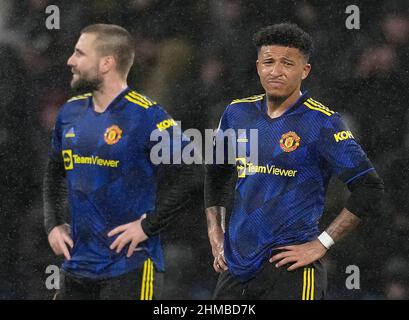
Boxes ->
[325,208,361,242]
[206,206,228,272]
[206,206,226,234]
[204,162,236,272]
[270,170,384,271]
[270,208,360,271]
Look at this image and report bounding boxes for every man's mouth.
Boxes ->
[267,79,285,85]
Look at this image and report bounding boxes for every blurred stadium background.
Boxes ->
[0,0,408,299]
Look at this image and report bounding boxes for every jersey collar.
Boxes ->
[260,90,310,118]
[88,87,131,114]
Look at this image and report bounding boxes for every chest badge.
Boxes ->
[104,125,123,145]
[280,131,300,152]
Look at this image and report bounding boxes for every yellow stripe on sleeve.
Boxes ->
[304,101,333,116]
[309,98,334,111]
[128,91,154,106]
[230,94,265,105]
[67,93,92,102]
[308,98,335,114]
[125,95,150,109]
[128,92,152,106]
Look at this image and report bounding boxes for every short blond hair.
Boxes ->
[81,24,135,77]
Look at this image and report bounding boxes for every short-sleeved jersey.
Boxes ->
[51,88,180,279]
[215,91,374,282]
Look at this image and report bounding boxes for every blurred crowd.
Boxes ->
[0,0,408,299]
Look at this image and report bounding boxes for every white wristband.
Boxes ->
[318,231,335,249]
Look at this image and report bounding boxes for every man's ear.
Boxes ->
[301,63,311,80]
[100,56,115,74]
[256,59,261,77]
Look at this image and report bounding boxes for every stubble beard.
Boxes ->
[70,71,102,93]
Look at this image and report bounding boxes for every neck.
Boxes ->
[92,78,128,113]
[266,88,301,119]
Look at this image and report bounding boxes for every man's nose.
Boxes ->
[67,54,75,67]
[270,64,283,77]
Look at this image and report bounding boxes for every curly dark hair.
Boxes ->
[253,23,313,60]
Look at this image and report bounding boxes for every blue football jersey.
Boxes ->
[50,88,181,279]
[215,91,374,281]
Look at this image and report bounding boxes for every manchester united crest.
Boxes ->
[279,131,300,152]
[104,125,123,145]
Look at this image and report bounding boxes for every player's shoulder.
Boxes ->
[229,94,265,107]
[123,89,158,111]
[58,92,92,117]
[66,92,92,104]
[124,90,173,127]
[301,96,338,119]
[224,94,265,116]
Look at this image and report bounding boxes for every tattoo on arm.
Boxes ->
[326,208,361,242]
